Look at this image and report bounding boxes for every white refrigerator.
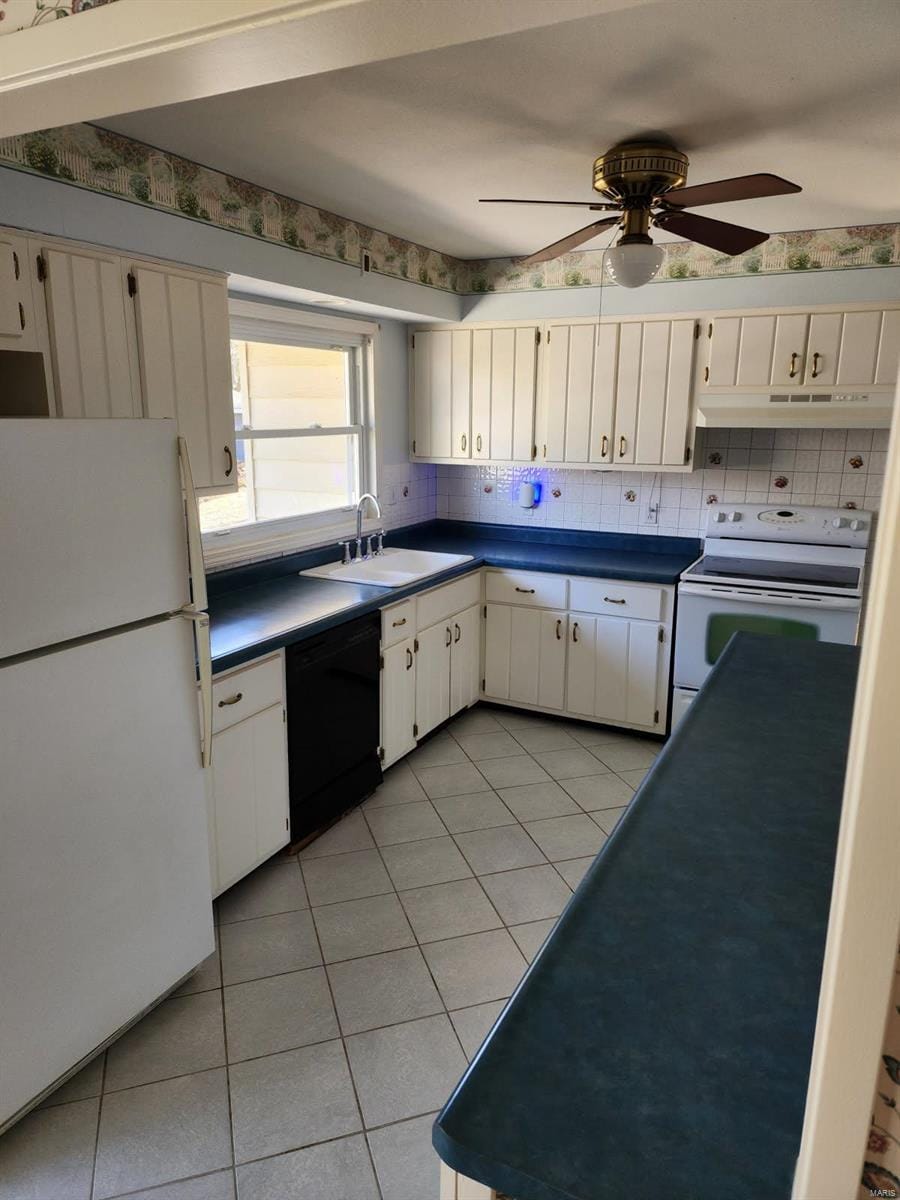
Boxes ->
[0,419,215,1131]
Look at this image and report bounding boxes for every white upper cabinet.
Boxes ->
[542,318,695,469]
[0,232,36,349]
[130,262,235,491]
[37,242,140,419]
[705,307,900,391]
[412,325,538,463]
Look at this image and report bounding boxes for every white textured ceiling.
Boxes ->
[105,0,900,260]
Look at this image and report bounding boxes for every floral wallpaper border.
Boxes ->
[0,0,119,35]
[0,121,898,296]
[862,948,900,1198]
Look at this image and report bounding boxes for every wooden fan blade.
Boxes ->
[654,209,769,255]
[519,217,621,265]
[480,198,619,210]
[662,173,802,209]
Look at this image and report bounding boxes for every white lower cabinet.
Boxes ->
[380,578,482,756]
[483,570,671,733]
[484,605,567,710]
[205,653,290,897]
[381,637,417,769]
[449,604,482,716]
[566,614,661,727]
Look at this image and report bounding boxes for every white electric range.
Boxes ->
[672,503,872,729]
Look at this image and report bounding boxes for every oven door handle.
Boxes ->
[678,582,861,611]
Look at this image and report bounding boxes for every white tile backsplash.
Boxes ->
[435,428,887,540]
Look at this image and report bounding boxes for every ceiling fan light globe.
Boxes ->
[605,242,665,288]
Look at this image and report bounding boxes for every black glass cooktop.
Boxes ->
[686,555,861,590]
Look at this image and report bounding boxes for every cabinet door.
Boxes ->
[132,265,235,489]
[491,327,537,462]
[805,313,842,386]
[483,603,514,700]
[875,310,900,386]
[537,610,567,710]
[450,330,472,459]
[706,317,740,387]
[450,604,481,716]
[415,620,451,739]
[589,324,618,464]
[483,604,566,712]
[543,323,596,463]
[624,620,661,728]
[381,638,417,768]
[210,702,290,894]
[42,245,138,418]
[836,311,882,386]
[566,615,598,717]
[471,329,492,458]
[612,323,642,463]
[412,329,452,458]
[770,313,810,386]
[659,319,696,466]
[0,233,27,342]
[735,315,775,386]
[593,615,630,724]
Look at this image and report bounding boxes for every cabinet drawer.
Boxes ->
[381,599,416,648]
[568,578,664,622]
[416,571,481,629]
[485,569,568,610]
[212,653,284,734]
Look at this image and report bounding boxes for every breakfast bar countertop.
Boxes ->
[207,521,700,671]
[432,634,860,1200]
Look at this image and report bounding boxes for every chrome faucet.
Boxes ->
[355,493,383,560]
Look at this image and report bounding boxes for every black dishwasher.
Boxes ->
[285,612,383,843]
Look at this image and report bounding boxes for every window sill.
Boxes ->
[202,511,382,571]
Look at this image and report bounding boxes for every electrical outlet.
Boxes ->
[384,485,397,506]
[647,503,659,524]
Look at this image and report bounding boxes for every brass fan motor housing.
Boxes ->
[593,142,689,205]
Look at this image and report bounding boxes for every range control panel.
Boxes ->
[705,503,873,547]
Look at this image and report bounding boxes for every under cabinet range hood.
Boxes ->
[697,390,894,428]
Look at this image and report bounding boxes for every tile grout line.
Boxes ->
[88,1050,107,1200]
[298,852,386,1200]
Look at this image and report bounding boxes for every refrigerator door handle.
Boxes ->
[180,610,212,768]
[177,436,208,613]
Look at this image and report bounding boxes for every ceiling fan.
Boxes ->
[480,141,802,287]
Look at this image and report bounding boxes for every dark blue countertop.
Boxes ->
[208,521,700,671]
[433,634,860,1200]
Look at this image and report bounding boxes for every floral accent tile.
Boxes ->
[0,0,118,34]
[0,121,898,296]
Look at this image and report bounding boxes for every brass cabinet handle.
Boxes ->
[12,250,19,280]
[811,351,821,378]
[555,618,562,640]
[406,647,413,670]
[600,434,609,458]
[454,623,461,643]
[618,435,626,458]
[461,433,467,452]
[604,596,626,605]
[572,621,579,643]
[392,617,407,628]
[789,351,799,378]
[217,692,243,708]
[476,434,483,452]
[18,302,25,331]
[224,445,234,477]
[445,626,452,647]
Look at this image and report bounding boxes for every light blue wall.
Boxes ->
[461,267,900,322]
[0,166,461,323]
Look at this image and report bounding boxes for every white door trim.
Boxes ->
[792,381,900,1196]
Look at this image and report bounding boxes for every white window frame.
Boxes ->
[202,299,378,564]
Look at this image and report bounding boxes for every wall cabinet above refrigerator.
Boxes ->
[0,223,235,494]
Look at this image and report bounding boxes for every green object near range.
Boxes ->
[706,614,818,664]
